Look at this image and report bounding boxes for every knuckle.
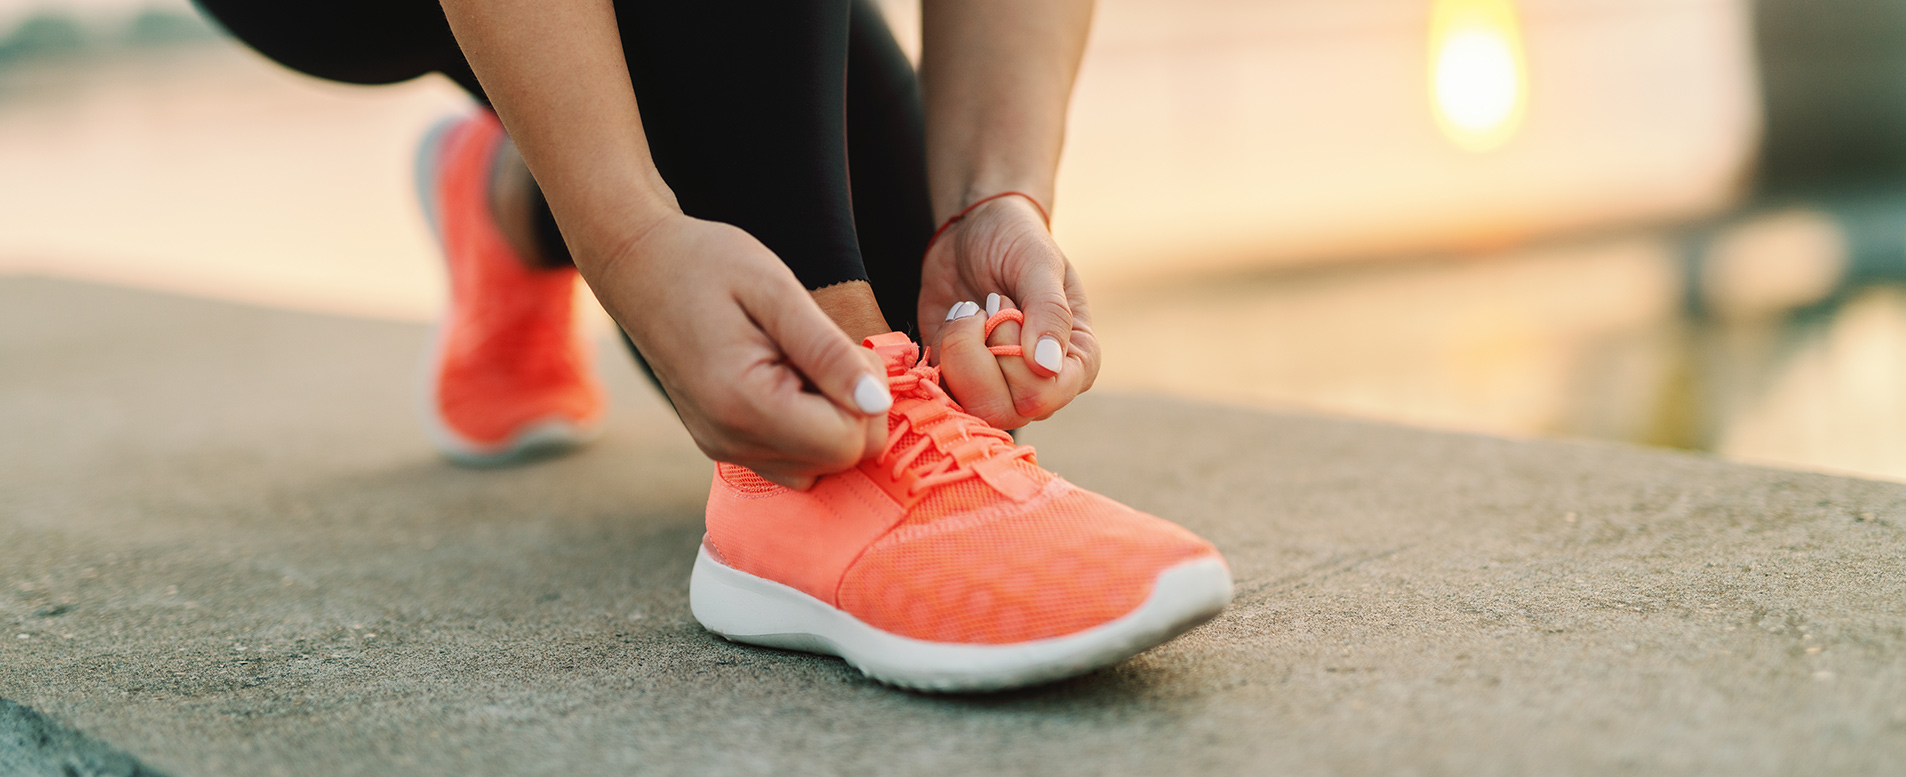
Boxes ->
[694,435,740,465]
[1029,288,1069,307]
[1020,301,1072,333]
[984,407,1029,431]
[702,396,758,441]
[825,339,866,375]
[1011,384,1059,419]
[701,391,741,426]
[794,330,856,379]
[1030,295,1071,322]
[1076,362,1099,393]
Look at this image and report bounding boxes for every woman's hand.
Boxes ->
[593,214,891,489]
[918,0,1097,429]
[918,196,1099,430]
[443,0,890,486]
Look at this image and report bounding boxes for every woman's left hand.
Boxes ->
[917,194,1100,430]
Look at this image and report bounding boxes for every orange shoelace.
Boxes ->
[876,310,1037,497]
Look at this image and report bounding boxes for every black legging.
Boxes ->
[192,0,934,340]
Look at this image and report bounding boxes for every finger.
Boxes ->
[945,299,982,325]
[862,390,888,462]
[997,347,1085,421]
[694,353,868,475]
[1062,264,1103,392]
[758,471,817,491]
[928,299,981,366]
[986,293,1085,419]
[1012,253,1074,378]
[940,300,1026,428]
[719,278,883,472]
[731,449,832,491]
[743,275,892,419]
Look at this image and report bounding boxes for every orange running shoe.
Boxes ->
[414,111,605,466]
[691,317,1231,692]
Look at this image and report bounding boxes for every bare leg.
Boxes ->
[811,280,892,342]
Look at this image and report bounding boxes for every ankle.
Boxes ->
[810,281,892,342]
[487,137,564,270]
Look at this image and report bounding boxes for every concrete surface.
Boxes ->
[1,275,1903,776]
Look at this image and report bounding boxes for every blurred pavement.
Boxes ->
[3,276,1903,775]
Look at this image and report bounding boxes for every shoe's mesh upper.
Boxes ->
[710,332,1221,645]
[878,410,1054,525]
[836,485,1217,644]
[718,463,785,495]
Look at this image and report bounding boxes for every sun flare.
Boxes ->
[1430,0,1528,151]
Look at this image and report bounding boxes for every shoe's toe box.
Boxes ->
[837,484,1223,645]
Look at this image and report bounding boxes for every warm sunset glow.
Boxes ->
[1430,0,1528,151]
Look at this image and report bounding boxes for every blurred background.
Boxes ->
[6,0,1906,480]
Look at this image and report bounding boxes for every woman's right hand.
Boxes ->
[443,0,890,487]
[585,213,892,490]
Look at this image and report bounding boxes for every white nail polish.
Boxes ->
[985,293,1001,317]
[953,301,981,320]
[944,302,965,322]
[1034,337,1064,374]
[853,374,892,414]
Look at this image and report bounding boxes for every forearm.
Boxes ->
[919,0,1094,222]
[439,0,678,276]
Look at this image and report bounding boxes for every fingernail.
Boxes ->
[985,293,1001,317]
[1034,337,1064,374]
[853,374,892,414]
[944,301,980,321]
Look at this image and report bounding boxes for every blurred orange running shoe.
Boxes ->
[414,111,604,466]
[691,324,1231,692]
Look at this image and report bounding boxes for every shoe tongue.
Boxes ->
[857,333,1052,503]
[862,332,920,375]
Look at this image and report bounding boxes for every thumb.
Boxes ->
[1014,259,1074,379]
[741,277,892,418]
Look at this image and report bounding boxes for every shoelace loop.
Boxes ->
[876,313,1037,496]
[982,308,1026,358]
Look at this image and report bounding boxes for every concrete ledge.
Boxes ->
[1,276,1902,775]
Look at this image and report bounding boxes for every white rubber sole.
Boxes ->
[413,115,602,468]
[689,543,1233,693]
[419,403,603,468]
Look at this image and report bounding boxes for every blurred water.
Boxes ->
[0,42,469,319]
[1094,219,1906,482]
[5,8,1906,483]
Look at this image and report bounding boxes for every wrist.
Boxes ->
[569,209,683,349]
[570,195,681,279]
[925,190,1051,256]
[932,180,1054,226]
